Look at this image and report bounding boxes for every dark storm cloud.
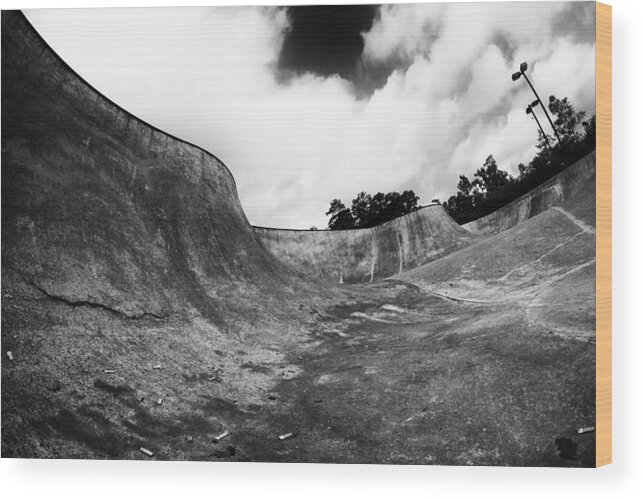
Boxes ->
[278,5,379,80]
[276,4,437,98]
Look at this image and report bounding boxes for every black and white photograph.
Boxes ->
[2,1,601,467]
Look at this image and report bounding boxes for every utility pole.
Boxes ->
[512,62,561,143]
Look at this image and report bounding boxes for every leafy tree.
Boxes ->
[351,192,373,228]
[474,155,511,195]
[548,95,586,143]
[325,199,355,230]
[457,175,473,196]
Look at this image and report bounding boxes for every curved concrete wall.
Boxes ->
[463,152,596,235]
[253,205,477,283]
[1,11,292,320]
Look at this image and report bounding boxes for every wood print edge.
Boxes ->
[596,1,612,468]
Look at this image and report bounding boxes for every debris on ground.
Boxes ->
[140,447,154,457]
[278,432,294,440]
[103,369,116,374]
[577,426,595,434]
[213,430,229,443]
[6,351,13,361]
[157,397,163,406]
[186,435,193,443]
[152,365,162,370]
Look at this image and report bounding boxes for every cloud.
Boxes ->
[24,3,596,229]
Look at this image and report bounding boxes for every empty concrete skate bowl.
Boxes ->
[1,11,596,466]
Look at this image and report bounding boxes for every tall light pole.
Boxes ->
[512,62,561,143]
[526,100,552,153]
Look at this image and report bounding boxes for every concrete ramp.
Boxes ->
[254,205,477,283]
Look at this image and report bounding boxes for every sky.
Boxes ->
[24,2,596,229]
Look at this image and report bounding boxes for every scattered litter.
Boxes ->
[6,351,13,361]
[103,369,116,374]
[4,293,13,299]
[278,432,294,440]
[403,416,416,423]
[139,396,145,403]
[313,399,323,404]
[213,430,230,443]
[140,447,154,457]
[186,435,193,443]
[577,426,595,434]
[152,365,162,370]
[267,395,278,401]
[157,397,164,406]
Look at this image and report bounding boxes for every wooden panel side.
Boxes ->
[596,1,612,468]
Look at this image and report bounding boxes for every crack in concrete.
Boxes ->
[33,284,169,320]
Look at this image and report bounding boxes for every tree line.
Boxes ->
[320,95,595,230]
[324,190,420,230]
[443,95,595,224]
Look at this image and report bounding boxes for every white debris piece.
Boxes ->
[278,432,294,440]
[186,435,193,443]
[152,365,162,370]
[213,430,229,442]
[104,369,116,374]
[7,351,13,361]
[157,397,163,406]
[140,447,154,457]
[577,426,595,434]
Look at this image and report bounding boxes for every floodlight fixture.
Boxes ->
[511,61,560,143]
